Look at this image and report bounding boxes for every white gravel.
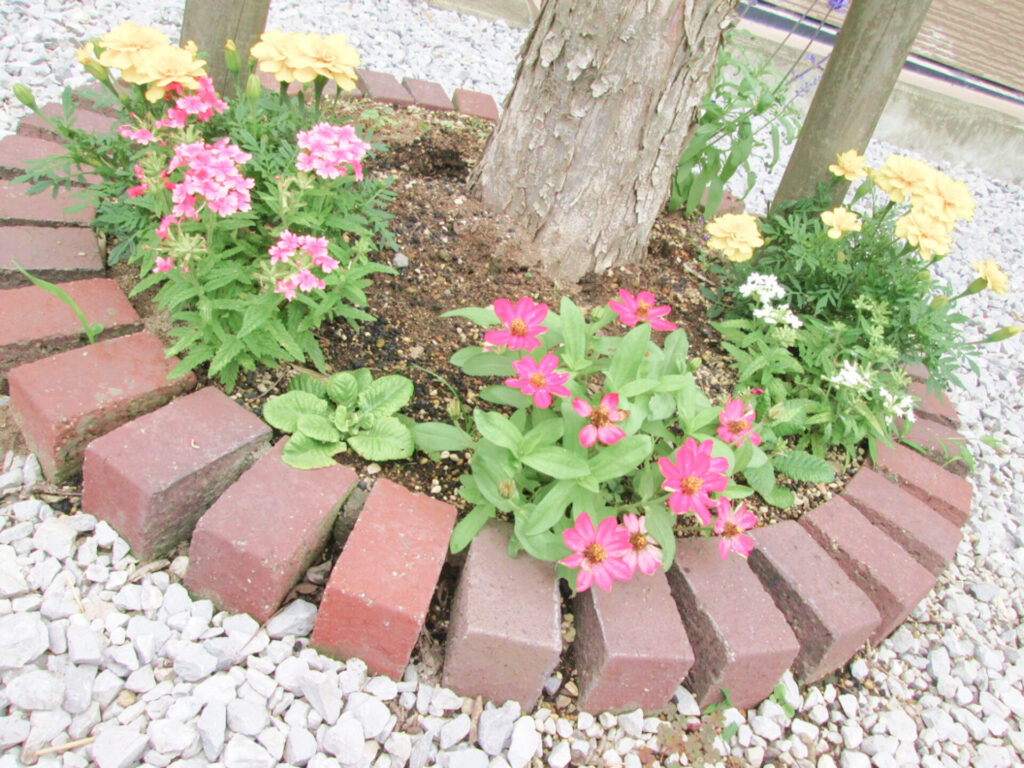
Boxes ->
[2,1,1024,767]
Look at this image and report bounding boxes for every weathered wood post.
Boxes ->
[180,0,271,95]
[773,0,932,207]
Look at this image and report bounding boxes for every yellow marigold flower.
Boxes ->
[918,170,975,227]
[250,30,304,83]
[288,32,361,90]
[871,154,933,205]
[97,22,168,77]
[972,260,1008,296]
[129,44,208,101]
[706,213,764,263]
[819,206,862,239]
[76,42,109,80]
[828,149,867,181]
[894,209,952,260]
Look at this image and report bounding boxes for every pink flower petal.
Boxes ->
[578,425,597,447]
[572,398,592,418]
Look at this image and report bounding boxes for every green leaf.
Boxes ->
[327,371,359,406]
[479,384,531,407]
[449,505,495,553]
[762,484,796,508]
[281,434,345,469]
[560,297,586,367]
[607,323,651,389]
[450,347,516,377]
[262,391,331,432]
[440,306,499,326]
[518,418,564,457]
[743,460,776,498]
[644,502,676,571]
[348,416,415,461]
[358,375,414,417]
[521,446,590,479]
[525,480,576,536]
[513,516,569,562]
[473,409,523,453]
[290,374,329,398]
[772,450,836,483]
[588,435,654,483]
[208,337,243,377]
[296,413,341,442]
[411,422,474,453]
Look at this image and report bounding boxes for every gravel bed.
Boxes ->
[1,2,1023,767]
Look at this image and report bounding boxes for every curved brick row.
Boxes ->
[0,81,976,717]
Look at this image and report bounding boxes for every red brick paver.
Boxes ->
[668,537,799,709]
[574,569,694,714]
[82,388,272,560]
[0,278,140,390]
[0,135,65,181]
[442,521,561,709]
[842,468,961,575]
[0,226,102,288]
[18,104,117,143]
[872,441,973,526]
[452,89,500,122]
[908,380,959,427]
[312,479,455,679]
[7,331,195,482]
[186,438,356,623]
[801,497,936,645]
[402,78,455,111]
[749,522,880,683]
[0,179,94,226]
[901,419,969,476]
[355,70,414,106]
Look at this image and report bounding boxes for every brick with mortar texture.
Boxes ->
[7,331,195,482]
[185,438,357,623]
[355,70,414,106]
[0,278,141,391]
[872,441,972,526]
[0,225,102,288]
[312,478,455,680]
[908,380,959,427]
[900,419,969,476]
[842,468,961,576]
[441,521,561,709]
[18,103,117,143]
[573,568,694,714]
[401,78,455,111]
[0,135,66,181]
[801,496,936,645]
[668,537,799,710]
[0,179,94,226]
[82,387,272,561]
[452,89,500,122]
[748,521,881,684]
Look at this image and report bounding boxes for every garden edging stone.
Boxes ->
[0,78,977,715]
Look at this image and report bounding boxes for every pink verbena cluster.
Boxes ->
[155,76,227,129]
[268,229,338,301]
[166,138,255,218]
[560,512,663,592]
[295,122,370,180]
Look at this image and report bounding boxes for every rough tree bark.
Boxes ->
[468,0,738,283]
[180,0,271,95]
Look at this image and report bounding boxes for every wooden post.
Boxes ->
[180,0,270,96]
[772,0,932,207]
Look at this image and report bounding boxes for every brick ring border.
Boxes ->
[0,72,974,715]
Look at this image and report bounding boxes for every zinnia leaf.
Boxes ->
[772,450,836,483]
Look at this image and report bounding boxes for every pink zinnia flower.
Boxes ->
[484,297,548,350]
[657,438,729,525]
[572,393,627,447]
[153,256,174,273]
[608,289,678,331]
[560,512,633,592]
[504,353,571,409]
[714,498,757,560]
[620,514,663,576]
[717,399,762,447]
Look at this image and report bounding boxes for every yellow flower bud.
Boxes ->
[224,38,241,74]
[981,325,1021,344]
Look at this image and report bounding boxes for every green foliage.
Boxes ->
[13,264,104,344]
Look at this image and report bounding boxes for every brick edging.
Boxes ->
[0,74,975,714]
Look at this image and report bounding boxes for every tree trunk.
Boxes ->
[468,0,738,283]
[180,0,271,96]
[773,0,932,207]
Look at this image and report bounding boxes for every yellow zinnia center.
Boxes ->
[679,476,703,495]
[584,543,607,564]
[509,318,528,336]
[529,373,546,388]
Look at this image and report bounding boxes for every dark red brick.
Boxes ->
[186,438,356,622]
[402,78,454,111]
[442,521,561,708]
[842,468,961,575]
[908,380,959,426]
[801,497,936,644]
[18,103,117,143]
[0,135,65,181]
[667,537,799,709]
[872,441,972,526]
[748,522,880,683]
[355,70,414,106]
[7,332,196,482]
[0,278,140,390]
[72,86,121,117]
[0,179,94,226]
[901,418,969,476]
[452,89,499,122]
[312,479,455,679]
[0,226,102,288]
[82,388,272,560]
[904,362,930,382]
[574,569,694,714]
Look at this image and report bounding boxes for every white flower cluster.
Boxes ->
[741,272,803,329]
[828,359,871,390]
[879,386,917,424]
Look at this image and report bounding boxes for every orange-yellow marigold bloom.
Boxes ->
[706,213,764,263]
[894,209,952,260]
[128,44,208,101]
[972,260,1008,296]
[828,149,867,181]
[97,22,168,78]
[819,206,862,239]
[918,170,975,227]
[287,32,360,90]
[872,154,934,205]
[250,30,303,83]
